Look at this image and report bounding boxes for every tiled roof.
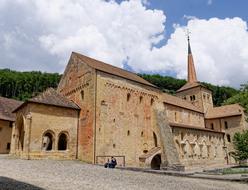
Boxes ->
[0,97,23,121]
[177,82,202,92]
[73,52,156,88]
[162,93,203,113]
[13,88,80,112]
[205,104,243,119]
[169,122,224,134]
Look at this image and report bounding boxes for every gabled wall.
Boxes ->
[58,54,96,163]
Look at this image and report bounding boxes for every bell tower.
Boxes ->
[176,34,213,113]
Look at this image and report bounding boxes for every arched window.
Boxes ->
[42,132,54,151]
[58,133,68,150]
[153,132,158,147]
[227,134,231,143]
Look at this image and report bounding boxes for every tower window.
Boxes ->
[127,93,131,102]
[139,96,143,103]
[224,121,228,129]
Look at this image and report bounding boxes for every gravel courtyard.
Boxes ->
[0,155,247,190]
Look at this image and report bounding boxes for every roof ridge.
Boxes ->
[72,52,156,88]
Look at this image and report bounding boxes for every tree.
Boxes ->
[232,130,248,163]
[223,82,248,114]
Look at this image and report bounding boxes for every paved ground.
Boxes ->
[0,155,247,190]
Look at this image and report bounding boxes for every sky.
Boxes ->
[0,0,248,88]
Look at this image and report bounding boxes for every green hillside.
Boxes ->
[0,69,241,108]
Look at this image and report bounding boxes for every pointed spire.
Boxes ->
[187,35,197,83]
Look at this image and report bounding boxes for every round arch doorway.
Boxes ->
[151,154,161,170]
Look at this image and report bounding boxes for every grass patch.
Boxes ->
[222,168,248,175]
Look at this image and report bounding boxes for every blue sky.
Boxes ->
[148,0,248,37]
[0,0,248,87]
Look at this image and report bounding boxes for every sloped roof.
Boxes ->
[162,93,203,113]
[205,104,243,119]
[73,52,156,88]
[177,82,202,92]
[13,88,80,112]
[169,122,224,134]
[0,97,23,121]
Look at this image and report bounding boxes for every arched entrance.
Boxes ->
[151,154,161,170]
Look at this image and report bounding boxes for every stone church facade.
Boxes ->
[3,39,247,170]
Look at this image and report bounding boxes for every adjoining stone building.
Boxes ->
[10,88,80,160]
[9,38,248,170]
[0,97,22,154]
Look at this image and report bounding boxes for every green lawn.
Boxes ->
[222,167,248,175]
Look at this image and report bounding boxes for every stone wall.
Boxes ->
[164,104,205,128]
[95,71,161,167]
[58,54,96,163]
[0,120,12,153]
[205,115,247,164]
[172,127,226,169]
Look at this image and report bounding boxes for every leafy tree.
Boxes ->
[232,131,248,162]
[223,83,248,114]
[0,69,61,101]
[139,74,239,106]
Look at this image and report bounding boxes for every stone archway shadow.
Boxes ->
[151,154,161,170]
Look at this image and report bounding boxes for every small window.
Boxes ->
[141,131,144,137]
[150,98,154,106]
[175,112,178,122]
[6,143,10,150]
[127,130,130,136]
[227,134,231,142]
[224,121,228,129]
[139,96,143,103]
[183,96,186,100]
[9,122,12,128]
[113,144,116,148]
[81,90,84,101]
[211,123,214,130]
[127,93,131,102]
[203,94,206,99]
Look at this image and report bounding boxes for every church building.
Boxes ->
[7,38,248,170]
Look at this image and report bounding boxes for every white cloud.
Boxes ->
[0,0,248,87]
